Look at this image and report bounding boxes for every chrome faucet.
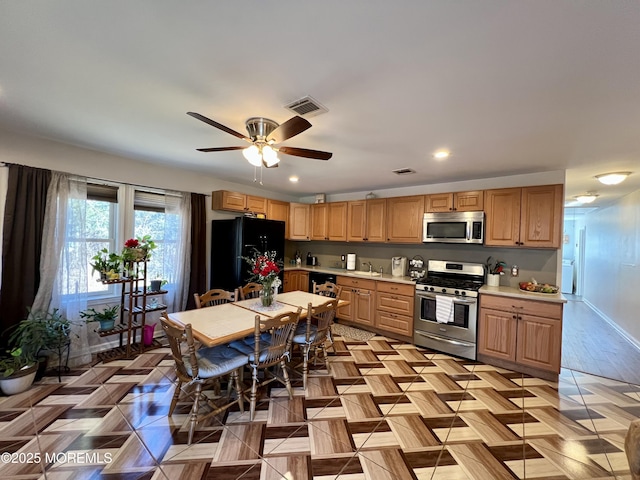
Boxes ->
[363,261,372,273]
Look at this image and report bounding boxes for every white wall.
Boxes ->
[583,189,640,345]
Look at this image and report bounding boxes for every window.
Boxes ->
[85,184,118,296]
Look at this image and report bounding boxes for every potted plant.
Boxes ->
[122,235,157,263]
[0,347,37,395]
[80,305,120,331]
[91,248,122,281]
[7,308,74,380]
[149,276,167,292]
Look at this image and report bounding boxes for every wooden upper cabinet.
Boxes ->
[484,184,562,248]
[366,198,386,242]
[519,184,563,248]
[310,202,347,241]
[425,191,484,212]
[386,195,424,243]
[267,199,289,238]
[288,203,310,240]
[310,203,329,240]
[211,190,267,214]
[212,190,246,212]
[454,190,484,211]
[425,193,453,212]
[327,202,348,241]
[484,188,522,247]
[347,201,366,241]
[346,198,386,242]
[246,195,267,214]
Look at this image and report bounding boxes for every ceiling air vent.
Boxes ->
[284,96,328,117]
[392,168,416,175]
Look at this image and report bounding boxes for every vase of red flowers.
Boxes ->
[244,249,282,307]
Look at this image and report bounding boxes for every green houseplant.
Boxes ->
[0,308,73,394]
[90,248,122,281]
[0,347,37,395]
[8,308,73,361]
[80,305,120,331]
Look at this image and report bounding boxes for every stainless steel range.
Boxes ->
[413,260,484,360]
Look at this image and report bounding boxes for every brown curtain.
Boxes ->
[0,165,51,347]
[186,193,207,310]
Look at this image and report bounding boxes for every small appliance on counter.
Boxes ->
[408,255,426,280]
[346,253,357,271]
[306,252,318,266]
[391,256,407,277]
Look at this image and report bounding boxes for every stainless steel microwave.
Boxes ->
[422,211,484,244]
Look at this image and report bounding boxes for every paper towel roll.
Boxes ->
[346,253,356,271]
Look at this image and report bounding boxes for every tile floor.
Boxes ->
[0,332,638,479]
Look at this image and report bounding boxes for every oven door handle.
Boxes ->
[414,331,475,348]
[416,293,477,305]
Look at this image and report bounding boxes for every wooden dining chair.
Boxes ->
[291,299,339,389]
[229,307,302,420]
[239,282,263,300]
[160,314,246,444]
[313,281,342,299]
[194,288,237,308]
[312,282,342,349]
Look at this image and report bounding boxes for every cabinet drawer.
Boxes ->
[375,311,413,336]
[480,294,562,319]
[337,276,376,290]
[376,292,414,316]
[376,281,415,296]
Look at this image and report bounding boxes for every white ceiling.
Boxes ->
[1,1,639,206]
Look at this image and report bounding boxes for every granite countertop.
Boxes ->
[479,285,567,303]
[284,265,416,285]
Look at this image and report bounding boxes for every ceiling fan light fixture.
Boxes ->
[595,172,631,185]
[262,145,279,166]
[243,145,262,166]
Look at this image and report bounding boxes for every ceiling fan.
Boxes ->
[187,112,332,168]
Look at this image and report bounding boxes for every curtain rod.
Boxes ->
[0,161,193,196]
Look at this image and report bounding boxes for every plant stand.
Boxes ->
[96,259,166,363]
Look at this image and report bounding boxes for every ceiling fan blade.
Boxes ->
[268,116,311,143]
[187,112,250,141]
[196,146,246,152]
[278,146,332,160]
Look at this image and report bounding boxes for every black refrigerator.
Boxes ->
[210,217,285,291]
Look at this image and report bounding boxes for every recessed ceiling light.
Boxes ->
[575,193,598,204]
[289,175,299,183]
[595,172,631,185]
[433,150,450,160]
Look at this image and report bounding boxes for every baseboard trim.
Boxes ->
[583,299,640,352]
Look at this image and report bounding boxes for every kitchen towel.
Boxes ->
[435,295,454,323]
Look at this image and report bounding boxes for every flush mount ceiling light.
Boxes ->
[595,172,631,185]
[575,193,598,204]
[433,150,450,160]
[289,175,299,183]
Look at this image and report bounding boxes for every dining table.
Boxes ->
[167,290,345,348]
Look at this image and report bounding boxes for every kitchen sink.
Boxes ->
[349,271,381,277]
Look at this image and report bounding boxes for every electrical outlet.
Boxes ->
[511,265,519,277]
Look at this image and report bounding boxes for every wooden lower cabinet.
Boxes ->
[478,294,563,378]
[337,276,374,327]
[375,281,414,337]
[283,270,309,293]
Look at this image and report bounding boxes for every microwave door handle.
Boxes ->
[466,222,471,241]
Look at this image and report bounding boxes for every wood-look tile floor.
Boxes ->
[0,334,638,479]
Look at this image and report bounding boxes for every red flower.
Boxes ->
[124,238,139,248]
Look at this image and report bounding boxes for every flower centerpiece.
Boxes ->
[243,249,282,307]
